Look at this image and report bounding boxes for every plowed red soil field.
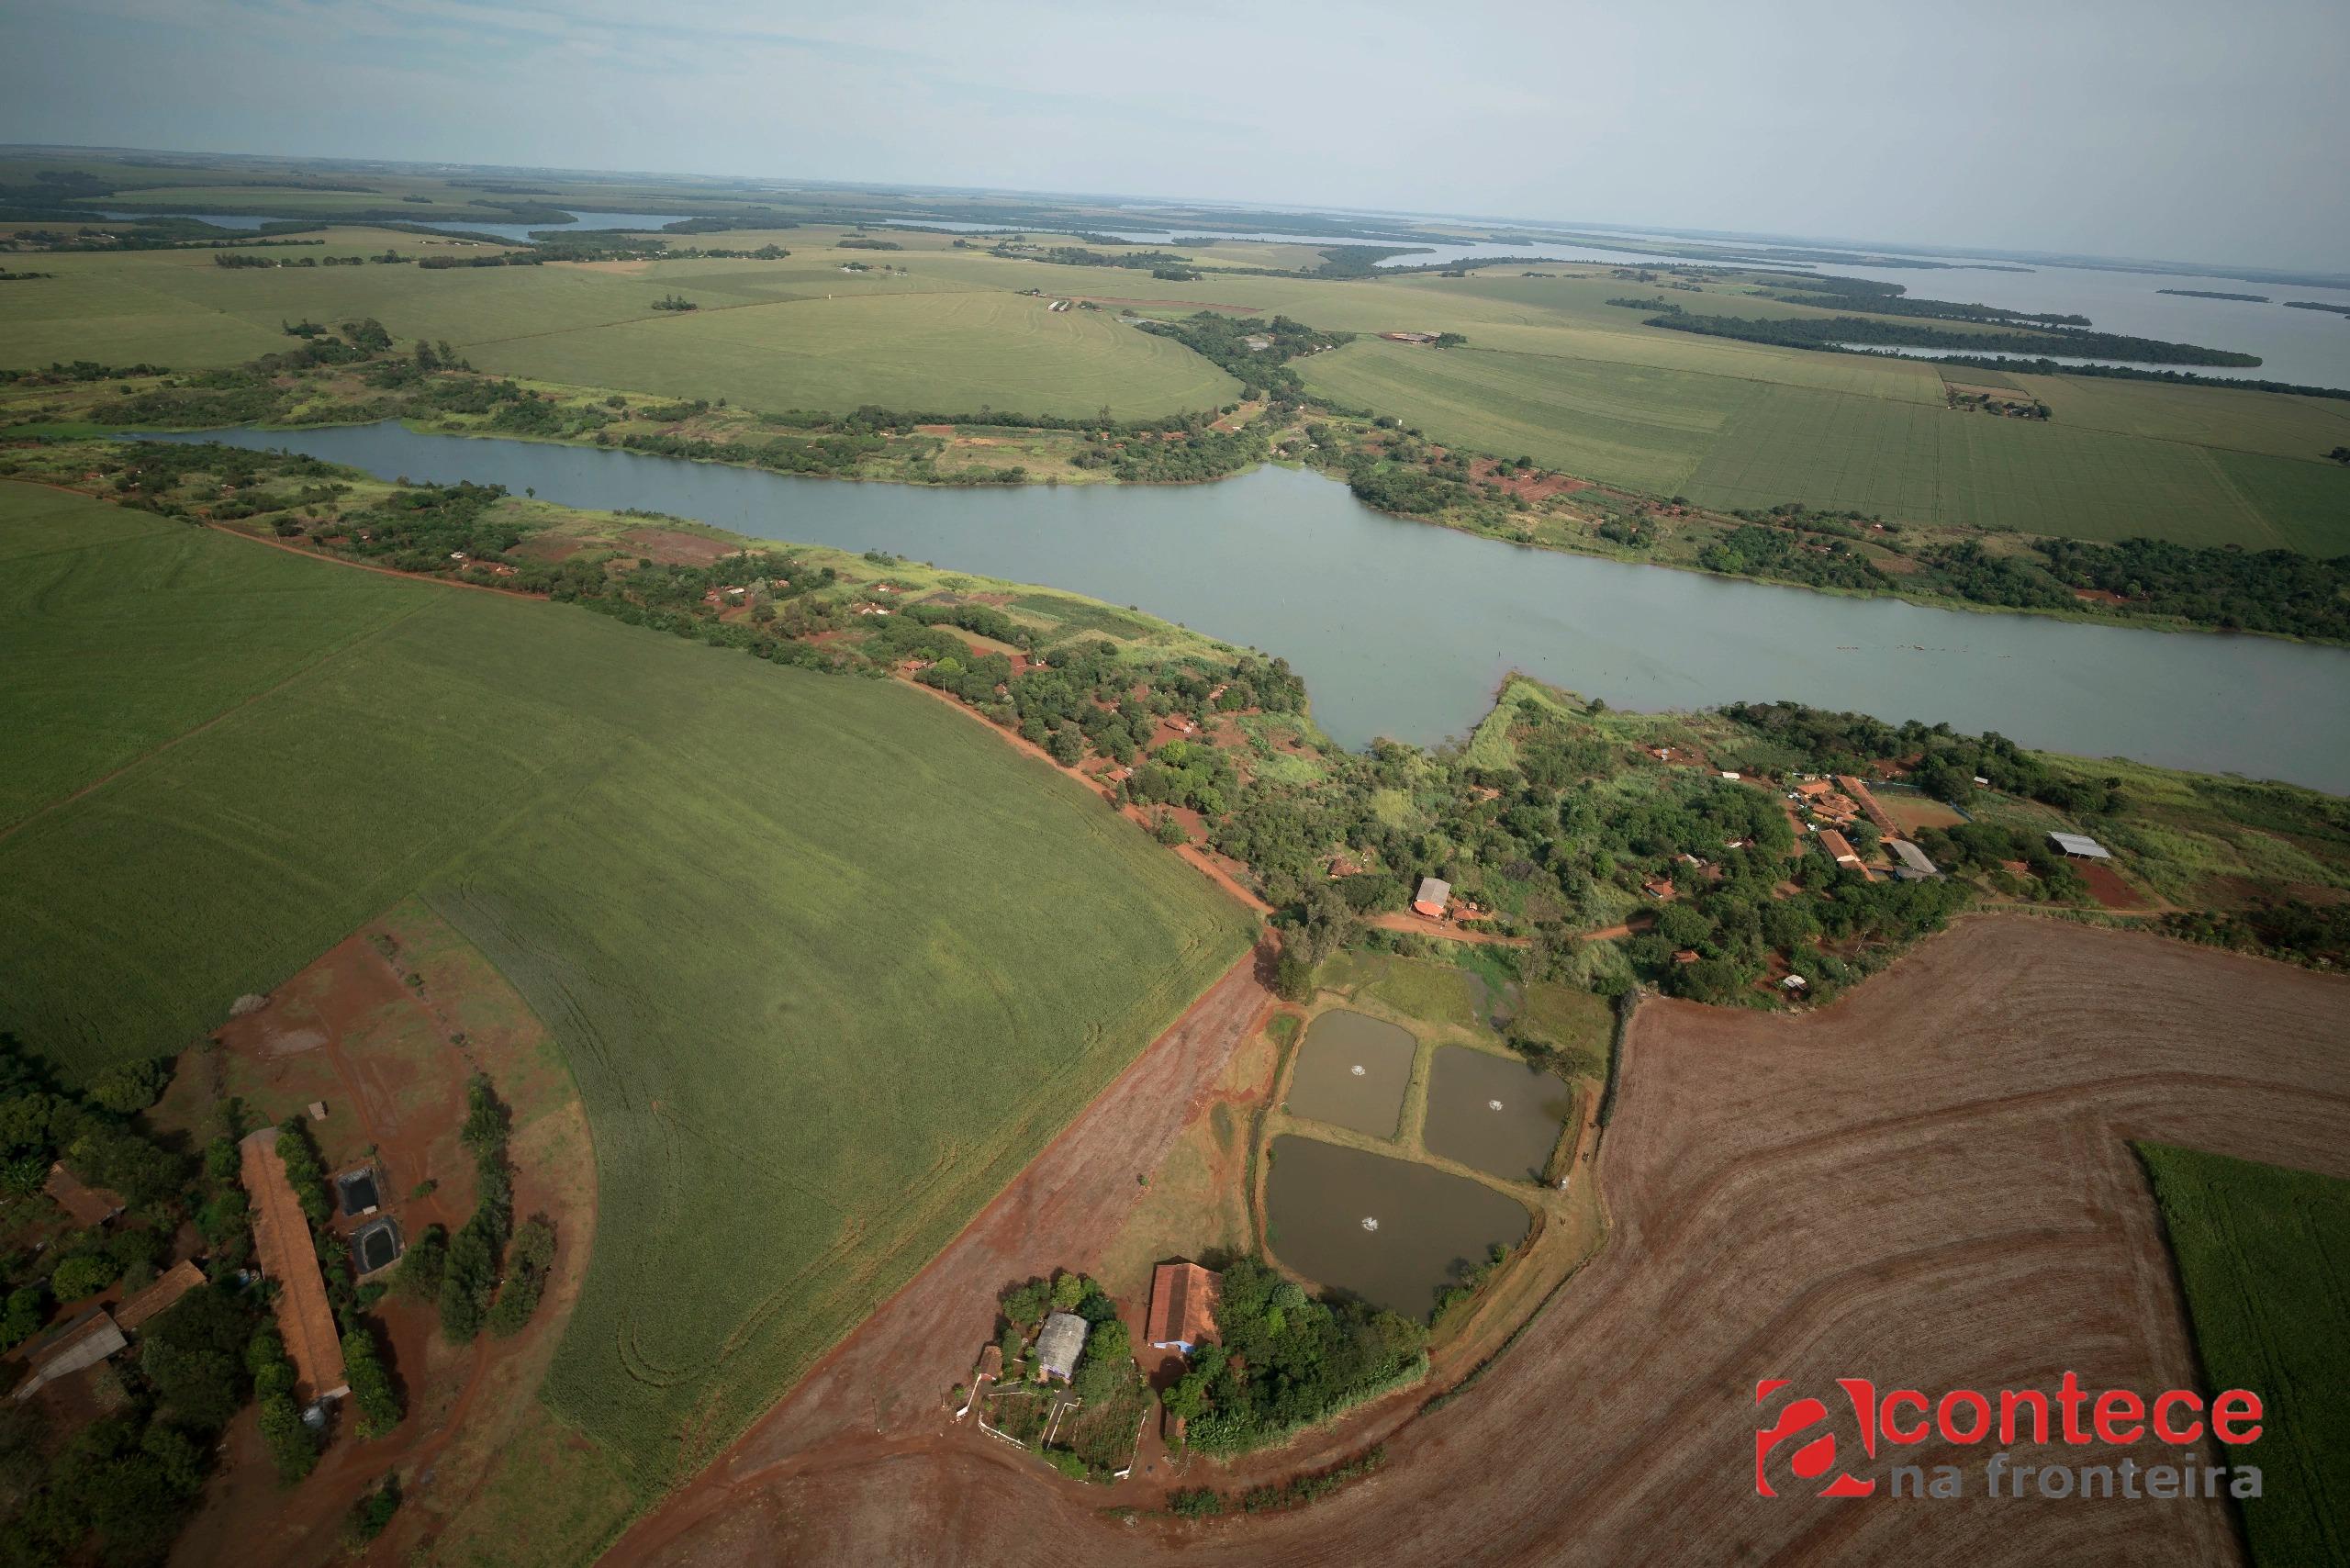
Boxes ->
[607,915,2350,1567]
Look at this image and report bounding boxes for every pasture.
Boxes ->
[0,482,1255,1495]
[2140,1142,2350,1568]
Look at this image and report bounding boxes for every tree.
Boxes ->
[341,1325,402,1438]
[1049,1271,1085,1312]
[1000,1278,1050,1327]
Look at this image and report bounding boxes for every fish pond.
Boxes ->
[1421,1047,1576,1184]
[1264,1135,1532,1316]
[1284,1009,1418,1138]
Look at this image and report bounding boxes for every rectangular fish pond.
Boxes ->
[1421,1047,1578,1184]
[1264,1135,1532,1316]
[1284,1008,1418,1139]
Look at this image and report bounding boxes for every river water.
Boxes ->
[95,209,686,245]
[155,425,2350,793]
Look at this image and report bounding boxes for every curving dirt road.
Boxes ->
[606,915,2349,1567]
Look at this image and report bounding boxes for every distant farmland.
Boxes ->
[0,482,1254,1495]
[2141,1142,2350,1568]
[1304,337,2349,548]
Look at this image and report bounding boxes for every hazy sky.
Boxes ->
[5,0,2345,269]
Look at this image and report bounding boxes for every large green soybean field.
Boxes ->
[2139,1141,2350,1568]
[0,482,1254,1495]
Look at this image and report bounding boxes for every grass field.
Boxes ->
[0,482,1254,1499]
[2139,1142,2350,1568]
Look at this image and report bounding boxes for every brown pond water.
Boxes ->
[1264,1135,1532,1316]
[1284,1009,1416,1139]
[1422,1047,1576,1183]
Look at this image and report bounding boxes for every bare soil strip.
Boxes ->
[605,916,2350,1567]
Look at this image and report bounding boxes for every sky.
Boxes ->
[4,0,2346,270]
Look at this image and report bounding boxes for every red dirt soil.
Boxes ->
[605,916,2350,1567]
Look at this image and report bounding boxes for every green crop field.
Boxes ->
[0,482,1254,1495]
[2139,1143,2350,1568]
[468,288,1236,419]
[1304,335,2348,548]
[7,212,2344,549]
[1305,340,1753,494]
[1,239,1237,418]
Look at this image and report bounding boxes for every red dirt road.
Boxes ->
[604,946,1276,1566]
[607,916,2350,1567]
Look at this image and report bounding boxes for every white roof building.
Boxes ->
[2047,832,2112,860]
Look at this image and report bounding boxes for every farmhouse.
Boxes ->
[1816,829,1864,870]
[43,1162,124,1228]
[1146,1261,1220,1352]
[1413,877,1452,918]
[13,1309,126,1401]
[240,1127,348,1405]
[113,1260,206,1333]
[2049,832,2112,860]
[1035,1311,1089,1383]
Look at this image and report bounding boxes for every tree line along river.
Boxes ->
[154,425,2350,794]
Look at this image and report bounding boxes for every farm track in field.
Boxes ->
[609,915,2350,1568]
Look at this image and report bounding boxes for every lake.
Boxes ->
[154,425,2350,792]
[1263,1135,1531,1316]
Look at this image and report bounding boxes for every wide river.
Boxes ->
[164,425,2350,792]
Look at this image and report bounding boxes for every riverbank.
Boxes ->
[8,344,2343,649]
[75,420,2350,791]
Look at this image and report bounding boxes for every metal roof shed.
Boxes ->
[2048,832,2112,860]
[1035,1312,1089,1382]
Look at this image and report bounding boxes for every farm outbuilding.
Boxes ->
[1413,877,1452,918]
[1887,839,1940,877]
[241,1127,349,1404]
[1816,830,1863,869]
[114,1260,206,1333]
[2048,832,2112,860]
[1146,1261,1221,1353]
[1035,1311,1089,1382]
[43,1163,124,1229]
[14,1309,126,1400]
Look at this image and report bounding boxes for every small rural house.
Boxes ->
[1146,1261,1221,1353]
[1035,1311,1090,1383]
[2048,832,2112,860]
[1413,877,1452,919]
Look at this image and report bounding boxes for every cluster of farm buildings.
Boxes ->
[10,1115,405,1434]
